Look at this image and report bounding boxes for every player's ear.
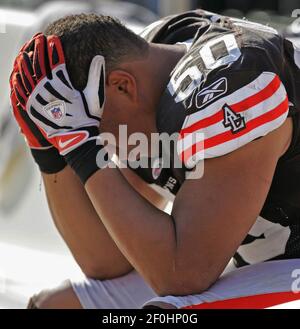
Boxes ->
[107,70,138,103]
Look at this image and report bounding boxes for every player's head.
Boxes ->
[45,13,151,136]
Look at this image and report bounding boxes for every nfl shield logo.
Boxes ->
[44,101,66,122]
[51,107,63,120]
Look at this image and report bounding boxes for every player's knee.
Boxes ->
[27,280,82,309]
[27,289,56,309]
[79,259,133,280]
[79,262,105,280]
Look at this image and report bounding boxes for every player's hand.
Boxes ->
[10,33,106,156]
[10,34,66,173]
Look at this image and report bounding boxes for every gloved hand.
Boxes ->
[10,34,66,174]
[10,33,107,183]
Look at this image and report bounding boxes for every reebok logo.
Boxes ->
[195,77,227,109]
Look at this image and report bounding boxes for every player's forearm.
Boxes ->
[42,167,133,279]
[120,167,170,212]
[85,167,183,295]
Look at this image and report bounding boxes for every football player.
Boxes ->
[10,10,300,308]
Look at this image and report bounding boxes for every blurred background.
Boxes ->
[0,0,299,308]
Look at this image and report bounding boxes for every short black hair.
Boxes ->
[45,13,149,90]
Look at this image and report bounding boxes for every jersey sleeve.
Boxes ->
[175,41,289,169]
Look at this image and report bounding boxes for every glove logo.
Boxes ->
[56,131,89,155]
[44,101,66,122]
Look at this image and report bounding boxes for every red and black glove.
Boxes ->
[10,33,107,183]
[10,33,66,174]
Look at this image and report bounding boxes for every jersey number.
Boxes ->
[168,34,241,103]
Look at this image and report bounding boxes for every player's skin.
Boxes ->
[35,166,168,309]
[43,166,168,279]
[39,43,184,279]
[29,42,293,307]
[86,123,292,295]
[85,43,293,295]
